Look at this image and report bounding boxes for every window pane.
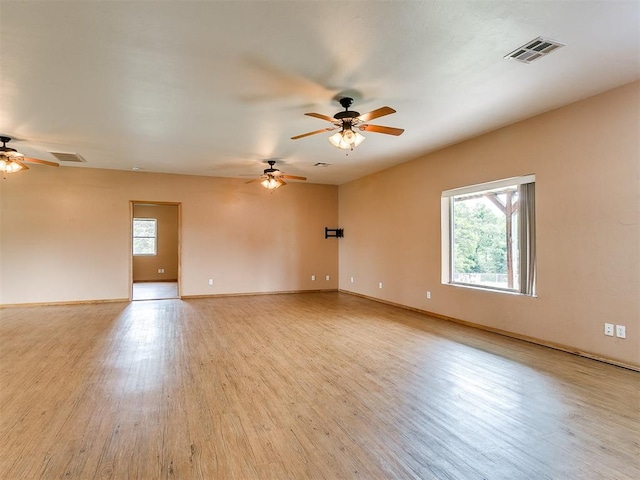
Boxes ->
[133,237,156,255]
[133,219,156,237]
[452,187,519,290]
[133,218,157,255]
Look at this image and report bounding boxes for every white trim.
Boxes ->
[444,282,530,296]
[440,197,451,285]
[441,174,537,296]
[441,174,535,198]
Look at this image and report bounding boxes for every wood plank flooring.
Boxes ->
[1,292,638,479]
[132,282,179,301]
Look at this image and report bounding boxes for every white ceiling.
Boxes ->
[1,1,639,185]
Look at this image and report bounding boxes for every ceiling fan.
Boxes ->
[0,136,59,176]
[291,97,404,150]
[245,160,307,190]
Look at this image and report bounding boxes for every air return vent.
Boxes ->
[48,151,86,163]
[504,36,565,63]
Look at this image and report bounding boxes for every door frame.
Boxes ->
[129,200,182,301]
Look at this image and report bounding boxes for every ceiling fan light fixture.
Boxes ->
[328,131,345,148]
[329,128,366,150]
[261,175,283,190]
[343,128,355,143]
[0,137,59,173]
[0,158,25,174]
[352,131,366,147]
[0,150,23,159]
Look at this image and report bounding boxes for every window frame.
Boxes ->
[132,217,158,256]
[441,175,536,296]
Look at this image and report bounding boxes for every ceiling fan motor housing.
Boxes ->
[264,160,280,175]
[334,111,360,121]
[334,97,360,121]
[0,136,20,156]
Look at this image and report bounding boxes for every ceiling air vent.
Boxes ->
[505,36,565,64]
[48,151,86,163]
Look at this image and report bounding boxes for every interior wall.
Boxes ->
[0,170,338,304]
[132,204,179,282]
[338,81,640,367]
[1,84,636,367]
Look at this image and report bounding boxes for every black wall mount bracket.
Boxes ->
[325,227,344,239]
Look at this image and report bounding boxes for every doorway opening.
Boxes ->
[130,201,181,301]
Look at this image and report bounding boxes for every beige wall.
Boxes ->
[339,81,640,367]
[0,169,338,304]
[132,204,179,282]
[1,83,637,367]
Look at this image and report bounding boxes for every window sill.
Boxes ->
[444,282,536,297]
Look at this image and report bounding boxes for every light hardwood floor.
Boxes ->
[1,292,638,479]
[132,282,179,301]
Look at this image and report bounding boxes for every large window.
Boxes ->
[132,218,157,256]
[442,175,536,295]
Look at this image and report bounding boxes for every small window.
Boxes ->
[442,175,536,295]
[132,218,157,256]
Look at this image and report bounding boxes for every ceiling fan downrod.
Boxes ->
[0,136,17,153]
[334,97,360,120]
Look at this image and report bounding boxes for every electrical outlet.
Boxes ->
[325,275,330,281]
[208,278,213,286]
[616,325,626,339]
[426,291,431,299]
[158,268,165,273]
[604,323,614,336]
[311,275,316,281]
[350,277,354,283]
[379,282,383,289]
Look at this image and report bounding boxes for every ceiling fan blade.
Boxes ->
[359,124,405,136]
[305,112,338,123]
[291,127,336,140]
[357,106,396,123]
[281,174,307,181]
[14,159,29,170]
[23,157,59,167]
[245,178,261,184]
